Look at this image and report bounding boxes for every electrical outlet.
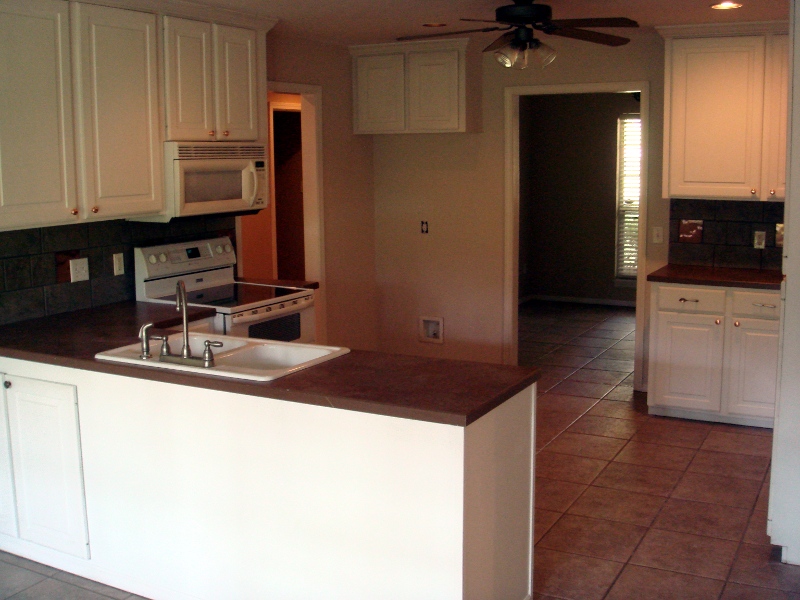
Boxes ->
[69,257,89,282]
[421,221,429,234]
[113,253,125,276]
[419,317,443,344]
[754,230,766,250]
[652,226,664,244]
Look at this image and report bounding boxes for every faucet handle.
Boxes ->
[202,340,224,368]
[138,323,154,359]
[150,334,172,357]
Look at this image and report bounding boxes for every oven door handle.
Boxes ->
[231,299,312,325]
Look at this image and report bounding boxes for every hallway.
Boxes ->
[520,300,800,599]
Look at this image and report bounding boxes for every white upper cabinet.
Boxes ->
[351,39,468,134]
[164,18,258,141]
[661,25,789,200]
[72,2,164,219]
[0,0,78,231]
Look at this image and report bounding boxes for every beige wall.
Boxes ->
[374,28,668,363]
[267,31,379,350]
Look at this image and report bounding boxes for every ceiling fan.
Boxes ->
[397,0,639,70]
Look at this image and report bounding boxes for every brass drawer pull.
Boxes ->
[679,298,700,303]
[752,303,777,309]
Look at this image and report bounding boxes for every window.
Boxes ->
[615,115,642,280]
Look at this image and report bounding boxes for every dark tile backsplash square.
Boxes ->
[0,215,236,325]
[669,199,783,271]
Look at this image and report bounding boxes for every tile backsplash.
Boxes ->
[669,199,783,271]
[0,216,235,326]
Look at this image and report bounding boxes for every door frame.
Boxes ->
[502,81,650,390]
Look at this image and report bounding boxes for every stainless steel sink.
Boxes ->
[95,333,349,381]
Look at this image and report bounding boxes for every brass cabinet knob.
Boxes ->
[734,321,740,327]
[715,319,721,325]
[750,189,757,194]
[222,130,230,136]
[208,130,215,136]
[91,206,99,213]
[770,189,776,195]
[71,208,79,216]
[3,381,10,389]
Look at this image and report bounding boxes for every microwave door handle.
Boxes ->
[246,164,258,206]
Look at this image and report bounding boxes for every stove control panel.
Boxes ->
[135,237,236,280]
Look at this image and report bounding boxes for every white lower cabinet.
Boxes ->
[0,374,89,558]
[648,283,781,427]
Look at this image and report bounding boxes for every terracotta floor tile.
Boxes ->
[536,451,607,484]
[721,581,800,599]
[630,529,739,580]
[714,423,774,438]
[586,357,635,372]
[593,462,683,497]
[632,421,711,449]
[729,544,800,592]
[744,510,771,546]
[550,345,606,358]
[568,336,617,349]
[537,424,566,450]
[606,564,725,600]
[566,415,640,440]
[688,450,770,481]
[701,431,773,457]
[548,380,617,399]
[587,400,649,421]
[544,432,627,460]
[652,498,750,541]
[538,353,593,369]
[534,509,562,544]
[672,472,761,509]
[567,485,666,527]
[614,441,697,471]
[581,329,628,340]
[603,385,636,402]
[612,340,636,351]
[567,368,630,386]
[756,476,771,511]
[537,393,598,414]
[537,514,647,562]
[533,547,624,600]
[599,348,635,361]
[537,408,581,433]
[535,477,588,512]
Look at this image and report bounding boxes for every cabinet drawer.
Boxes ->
[731,291,781,318]
[658,286,726,313]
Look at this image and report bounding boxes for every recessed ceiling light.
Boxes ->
[422,23,448,28]
[711,1,743,9]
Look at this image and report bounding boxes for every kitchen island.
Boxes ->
[0,302,538,600]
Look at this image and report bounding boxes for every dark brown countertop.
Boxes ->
[647,265,783,290]
[0,302,538,426]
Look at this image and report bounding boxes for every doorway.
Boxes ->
[236,83,327,342]
[503,82,650,390]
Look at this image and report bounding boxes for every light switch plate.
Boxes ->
[652,227,664,244]
[69,258,89,282]
[113,253,125,276]
[754,231,766,250]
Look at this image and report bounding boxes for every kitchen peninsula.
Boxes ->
[0,302,537,600]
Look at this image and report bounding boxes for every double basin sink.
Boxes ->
[95,333,350,382]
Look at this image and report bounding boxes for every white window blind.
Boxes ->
[615,115,642,279]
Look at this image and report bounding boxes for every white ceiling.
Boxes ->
[192,0,789,46]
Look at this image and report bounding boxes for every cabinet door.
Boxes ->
[725,317,780,418]
[407,50,461,132]
[667,36,765,199]
[761,34,789,200]
[164,17,215,142]
[213,25,258,141]
[0,375,18,537]
[354,54,406,133]
[73,3,163,219]
[5,376,88,558]
[0,0,78,231]
[652,311,725,412]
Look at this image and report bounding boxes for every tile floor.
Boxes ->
[1,300,798,600]
[519,299,800,600]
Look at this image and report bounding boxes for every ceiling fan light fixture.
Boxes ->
[494,42,529,69]
[531,38,557,67]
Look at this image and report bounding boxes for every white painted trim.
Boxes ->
[268,82,328,344]
[657,21,788,39]
[503,82,650,391]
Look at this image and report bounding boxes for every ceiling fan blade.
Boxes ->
[483,30,517,53]
[550,18,639,29]
[397,26,507,41]
[547,27,630,47]
[461,18,502,24]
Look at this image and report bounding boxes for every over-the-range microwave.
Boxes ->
[134,142,268,222]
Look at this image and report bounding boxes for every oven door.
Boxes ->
[225,303,316,343]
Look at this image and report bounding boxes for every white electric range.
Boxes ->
[134,237,315,343]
